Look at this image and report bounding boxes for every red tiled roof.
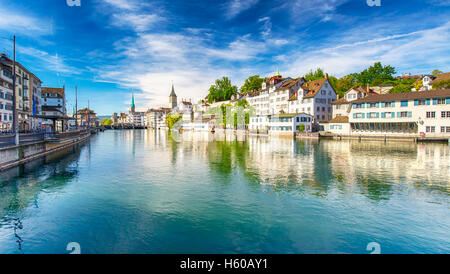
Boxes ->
[302,78,327,99]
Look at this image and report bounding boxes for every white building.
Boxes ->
[331,86,378,118]
[268,113,313,136]
[41,87,66,117]
[250,113,313,135]
[348,89,450,137]
[146,108,171,129]
[245,70,293,116]
[287,76,337,125]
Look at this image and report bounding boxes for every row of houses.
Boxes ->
[112,69,450,139]
[326,88,450,138]
[242,70,450,138]
[0,53,100,132]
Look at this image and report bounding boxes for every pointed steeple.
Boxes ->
[170,83,177,97]
[169,83,177,109]
[275,64,281,77]
[130,92,136,113]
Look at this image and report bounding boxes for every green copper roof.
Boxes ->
[275,65,281,76]
[131,93,135,107]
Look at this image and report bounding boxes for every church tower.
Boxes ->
[169,84,177,109]
[130,93,135,113]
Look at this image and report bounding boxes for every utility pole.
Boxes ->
[75,86,78,130]
[12,35,18,145]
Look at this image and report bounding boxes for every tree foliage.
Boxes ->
[165,113,182,129]
[413,80,423,92]
[351,62,396,85]
[101,118,113,125]
[432,79,450,90]
[432,69,443,76]
[207,77,238,103]
[304,68,325,82]
[240,75,264,93]
[389,83,412,94]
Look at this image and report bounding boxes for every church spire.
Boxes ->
[275,64,281,77]
[130,92,135,113]
[169,83,177,109]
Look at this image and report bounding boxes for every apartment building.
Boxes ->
[146,108,171,129]
[0,53,43,131]
[287,75,337,124]
[0,65,13,131]
[331,86,378,118]
[41,87,66,117]
[348,89,450,137]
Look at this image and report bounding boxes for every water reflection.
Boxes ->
[168,131,450,201]
[0,130,448,254]
[0,146,83,253]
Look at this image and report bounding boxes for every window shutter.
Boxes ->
[362,113,365,118]
[376,113,379,118]
[362,103,365,108]
[376,102,379,108]
[433,98,437,105]
[381,113,385,118]
[408,112,412,118]
[426,99,430,105]
[446,98,450,104]
[414,99,418,106]
[392,112,395,118]
[381,102,385,108]
[392,102,395,107]
[397,112,401,117]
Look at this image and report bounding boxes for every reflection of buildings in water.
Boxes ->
[322,140,450,195]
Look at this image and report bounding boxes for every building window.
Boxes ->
[426,126,435,133]
[417,99,426,105]
[436,98,446,105]
[442,111,450,118]
[399,112,408,118]
[426,111,436,118]
[401,100,408,107]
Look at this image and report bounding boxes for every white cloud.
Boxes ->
[285,22,450,77]
[111,13,163,32]
[225,0,259,19]
[0,8,52,36]
[17,46,81,76]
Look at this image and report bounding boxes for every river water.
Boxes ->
[0,130,449,254]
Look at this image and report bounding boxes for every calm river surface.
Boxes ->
[0,130,449,254]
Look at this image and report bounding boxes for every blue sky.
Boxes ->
[0,0,449,115]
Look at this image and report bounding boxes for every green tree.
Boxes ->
[165,113,182,129]
[101,118,113,126]
[389,83,412,94]
[335,75,361,97]
[240,75,264,93]
[304,68,325,82]
[432,69,443,76]
[432,79,450,90]
[353,62,396,85]
[297,124,305,133]
[235,99,249,108]
[207,77,238,103]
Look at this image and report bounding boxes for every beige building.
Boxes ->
[0,53,43,131]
